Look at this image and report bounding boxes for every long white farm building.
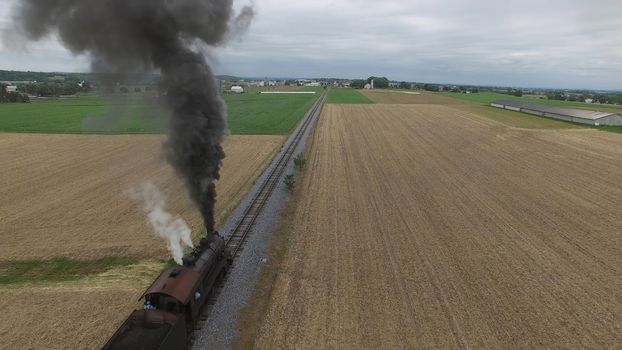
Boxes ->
[491,99,622,126]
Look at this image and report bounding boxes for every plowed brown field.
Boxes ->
[253,104,622,349]
[0,132,283,350]
[0,133,284,260]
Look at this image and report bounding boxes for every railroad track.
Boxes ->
[225,89,327,257]
[188,89,327,348]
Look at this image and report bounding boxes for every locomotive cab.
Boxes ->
[144,293,184,315]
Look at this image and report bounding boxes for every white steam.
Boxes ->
[131,181,193,265]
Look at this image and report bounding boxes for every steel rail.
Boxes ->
[224,89,327,257]
[188,89,327,348]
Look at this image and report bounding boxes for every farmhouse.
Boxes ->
[491,99,622,126]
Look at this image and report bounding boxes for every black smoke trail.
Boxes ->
[9,0,253,233]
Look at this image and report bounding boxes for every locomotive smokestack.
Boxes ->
[8,0,253,236]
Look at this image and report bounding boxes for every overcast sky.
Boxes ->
[1,0,621,89]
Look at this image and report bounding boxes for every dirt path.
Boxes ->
[0,133,284,260]
[252,104,622,349]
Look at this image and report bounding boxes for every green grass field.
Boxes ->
[226,90,320,134]
[327,88,374,104]
[440,92,622,114]
[0,90,320,135]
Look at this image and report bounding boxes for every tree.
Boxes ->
[506,88,523,97]
[546,91,564,101]
[350,79,365,89]
[399,81,411,89]
[595,94,609,104]
[134,87,142,93]
[120,86,129,93]
[294,153,307,171]
[367,76,389,89]
[284,174,295,192]
[422,84,439,92]
[0,84,29,103]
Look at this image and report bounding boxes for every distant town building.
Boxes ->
[584,98,593,104]
[6,86,18,93]
[364,83,372,89]
[230,86,244,94]
[247,80,263,87]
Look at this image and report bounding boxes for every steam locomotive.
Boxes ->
[102,232,231,350]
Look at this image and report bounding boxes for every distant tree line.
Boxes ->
[17,81,91,97]
[503,88,523,97]
[348,76,622,105]
[0,70,92,97]
[0,70,90,82]
[0,70,162,97]
[0,84,30,103]
[350,79,366,89]
[366,76,389,88]
[544,91,622,105]
[421,84,440,92]
[448,86,479,93]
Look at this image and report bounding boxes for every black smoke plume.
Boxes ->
[10,0,253,234]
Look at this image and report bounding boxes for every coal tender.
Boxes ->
[102,233,230,350]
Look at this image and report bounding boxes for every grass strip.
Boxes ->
[0,257,139,285]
